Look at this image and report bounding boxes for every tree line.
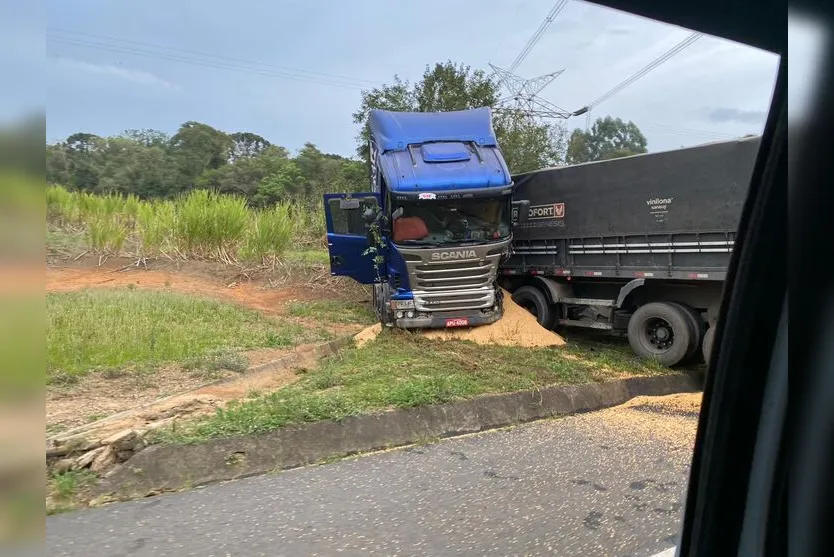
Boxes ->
[46,60,649,203]
[46,125,368,206]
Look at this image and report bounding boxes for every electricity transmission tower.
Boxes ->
[489,64,576,119]
[488,0,574,120]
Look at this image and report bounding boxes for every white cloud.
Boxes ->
[51,57,181,91]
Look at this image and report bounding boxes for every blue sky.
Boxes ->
[42,0,780,157]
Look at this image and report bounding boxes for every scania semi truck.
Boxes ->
[323,108,528,329]
[323,107,761,367]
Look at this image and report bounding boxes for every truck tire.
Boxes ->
[668,302,706,363]
[627,302,694,367]
[702,326,716,362]
[373,283,395,327]
[512,286,554,329]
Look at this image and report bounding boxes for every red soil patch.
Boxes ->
[46,266,315,317]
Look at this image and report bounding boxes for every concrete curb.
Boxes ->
[47,335,354,448]
[95,373,700,500]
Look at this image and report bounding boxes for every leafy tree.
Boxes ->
[65,132,103,154]
[61,132,106,192]
[46,144,72,186]
[196,145,290,197]
[169,121,233,191]
[352,60,565,173]
[414,61,496,113]
[253,160,305,206]
[229,132,271,162]
[339,159,368,192]
[566,116,648,164]
[352,76,416,163]
[494,111,567,173]
[121,129,170,148]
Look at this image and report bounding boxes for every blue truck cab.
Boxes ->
[323,107,528,328]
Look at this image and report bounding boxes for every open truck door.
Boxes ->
[323,193,382,285]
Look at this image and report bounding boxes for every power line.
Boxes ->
[584,32,702,110]
[47,30,382,91]
[47,36,369,91]
[508,0,570,73]
[48,28,383,87]
[639,122,741,140]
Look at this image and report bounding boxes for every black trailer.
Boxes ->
[501,136,761,366]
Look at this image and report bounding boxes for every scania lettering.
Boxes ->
[431,250,477,261]
[323,108,529,329]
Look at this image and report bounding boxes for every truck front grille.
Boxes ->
[413,258,494,291]
[412,259,497,312]
[398,241,510,313]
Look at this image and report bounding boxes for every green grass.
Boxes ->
[47,470,98,515]
[46,224,86,254]
[46,288,327,383]
[287,299,376,325]
[50,470,96,500]
[284,249,330,265]
[158,329,675,444]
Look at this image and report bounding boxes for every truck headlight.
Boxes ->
[406,311,415,318]
[396,311,404,319]
[390,300,415,310]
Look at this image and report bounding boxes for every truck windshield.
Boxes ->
[391,198,510,245]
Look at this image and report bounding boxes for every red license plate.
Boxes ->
[445,318,469,328]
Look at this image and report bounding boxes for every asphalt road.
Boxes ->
[47,397,698,557]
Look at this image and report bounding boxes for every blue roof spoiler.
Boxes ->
[369,107,498,152]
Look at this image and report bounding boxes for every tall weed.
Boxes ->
[241,204,294,261]
[86,214,128,253]
[47,185,323,263]
[137,200,175,256]
[46,185,77,223]
[175,190,249,257]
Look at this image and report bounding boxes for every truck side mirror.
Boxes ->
[513,200,530,227]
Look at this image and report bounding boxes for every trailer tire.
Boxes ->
[702,326,716,362]
[512,286,554,329]
[627,302,693,367]
[668,302,706,363]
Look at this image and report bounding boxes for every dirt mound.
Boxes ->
[354,323,383,348]
[421,290,565,347]
[352,290,565,348]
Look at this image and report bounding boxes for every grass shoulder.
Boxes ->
[156,329,679,444]
[46,287,328,385]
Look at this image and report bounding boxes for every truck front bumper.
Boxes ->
[394,308,503,329]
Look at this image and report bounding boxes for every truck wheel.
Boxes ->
[702,326,716,362]
[512,286,554,329]
[668,302,706,363]
[627,302,694,367]
[373,283,395,327]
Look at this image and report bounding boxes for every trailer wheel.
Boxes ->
[702,326,716,362]
[512,286,554,329]
[627,302,693,367]
[668,302,706,363]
